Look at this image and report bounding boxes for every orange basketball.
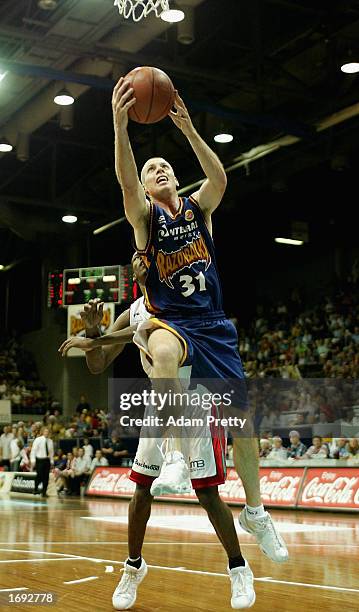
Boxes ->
[124,66,175,124]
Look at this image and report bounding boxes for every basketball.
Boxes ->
[124,66,175,124]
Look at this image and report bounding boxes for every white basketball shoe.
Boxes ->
[112,558,148,610]
[228,560,256,609]
[239,508,289,563]
[150,445,192,497]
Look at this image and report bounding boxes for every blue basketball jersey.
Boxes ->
[138,196,224,317]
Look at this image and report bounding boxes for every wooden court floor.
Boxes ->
[0,495,358,611]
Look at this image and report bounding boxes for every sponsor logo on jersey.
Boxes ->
[185,209,194,221]
[156,233,211,288]
[190,459,205,470]
[134,458,160,472]
[158,220,198,242]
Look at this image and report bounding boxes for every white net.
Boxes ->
[114,0,169,22]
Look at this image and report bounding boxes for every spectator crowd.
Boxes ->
[0,395,131,495]
[239,289,358,380]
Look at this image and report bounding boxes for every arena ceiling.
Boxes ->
[0,0,359,267]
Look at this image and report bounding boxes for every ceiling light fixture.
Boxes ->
[0,265,4,271]
[0,137,13,152]
[275,237,303,246]
[54,89,74,106]
[0,72,7,83]
[340,62,359,74]
[161,9,185,23]
[62,215,77,224]
[214,133,233,143]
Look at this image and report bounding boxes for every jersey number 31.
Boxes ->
[179,272,206,297]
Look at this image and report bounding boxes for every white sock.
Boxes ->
[245,504,266,519]
[128,556,141,562]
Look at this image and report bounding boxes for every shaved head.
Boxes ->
[140,157,175,185]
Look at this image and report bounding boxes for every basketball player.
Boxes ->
[111,76,288,572]
[60,258,256,609]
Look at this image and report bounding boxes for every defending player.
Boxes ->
[59,258,256,610]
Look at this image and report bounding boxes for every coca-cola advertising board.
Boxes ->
[86,466,304,506]
[219,468,303,507]
[87,467,136,497]
[298,468,359,510]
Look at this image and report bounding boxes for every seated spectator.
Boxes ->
[57,452,75,494]
[302,436,329,459]
[90,450,109,471]
[330,438,350,459]
[287,430,307,459]
[0,425,13,470]
[341,408,359,427]
[259,439,271,458]
[54,449,67,470]
[19,446,31,472]
[76,394,91,415]
[10,436,22,471]
[102,434,128,466]
[69,448,92,495]
[347,438,359,458]
[76,413,91,436]
[82,437,94,460]
[267,437,288,461]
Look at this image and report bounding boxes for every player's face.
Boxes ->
[132,253,147,285]
[142,158,178,198]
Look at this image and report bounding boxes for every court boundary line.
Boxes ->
[64,577,98,585]
[0,558,79,564]
[1,547,358,594]
[0,542,358,547]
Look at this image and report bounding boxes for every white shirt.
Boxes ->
[90,456,109,471]
[267,447,288,461]
[30,435,54,464]
[129,297,152,326]
[10,438,21,462]
[73,455,91,474]
[131,297,191,379]
[0,433,13,459]
[83,443,94,458]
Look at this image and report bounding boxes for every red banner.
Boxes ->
[86,467,136,497]
[86,466,359,510]
[298,468,359,510]
[86,466,304,506]
[219,467,304,507]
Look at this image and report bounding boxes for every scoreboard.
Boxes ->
[62,265,135,306]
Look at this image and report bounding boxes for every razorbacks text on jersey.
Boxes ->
[137,196,224,317]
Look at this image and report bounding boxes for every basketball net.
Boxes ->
[114,0,169,22]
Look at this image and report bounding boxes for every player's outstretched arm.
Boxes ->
[58,300,131,374]
[112,78,149,249]
[58,323,137,356]
[169,91,227,216]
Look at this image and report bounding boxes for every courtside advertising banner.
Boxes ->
[298,467,359,510]
[66,303,115,357]
[219,467,304,507]
[86,467,136,497]
[87,466,305,506]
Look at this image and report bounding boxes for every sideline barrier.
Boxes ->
[86,465,359,511]
[2,472,58,497]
